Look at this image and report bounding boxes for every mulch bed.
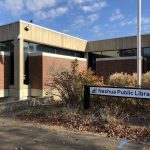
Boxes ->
[17,112,150,145]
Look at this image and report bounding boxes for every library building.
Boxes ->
[0,20,150,99]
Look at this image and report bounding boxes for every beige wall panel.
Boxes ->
[142,34,150,47]
[87,35,150,52]
[0,22,19,41]
[20,21,87,52]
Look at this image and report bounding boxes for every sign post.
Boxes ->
[83,86,150,109]
[83,86,90,109]
[137,0,142,88]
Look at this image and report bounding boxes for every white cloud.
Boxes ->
[142,17,150,24]
[109,9,124,22]
[0,0,24,15]
[49,7,68,18]
[0,0,57,16]
[120,17,150,27]
[72,0,86,3]
[120,18,136,26]
[142,25,150,33]
[72,16,86,27]
[87,13,99,22]
[92,25,101,33]
[82,1,107,12]
[72,13,99,28]
[26,0,56,12]
[72,0,96,4]
[35,7,68,20]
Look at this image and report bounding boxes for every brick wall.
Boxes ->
[42,56,87,88]
[29,56,43,89]
[29,54,87,91]
[0,55,10,89]
[96,59,137,80]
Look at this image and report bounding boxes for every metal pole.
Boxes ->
[137,0,142,88]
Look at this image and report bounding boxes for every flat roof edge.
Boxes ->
[0,20,19,27]
[0,20,87,42]
[88,34,150,43]
[20,20,87,42]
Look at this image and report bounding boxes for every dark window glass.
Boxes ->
[0,41,14,52]
[75,52,84,58]
[37,44,55,53]
[119,49,137,57]
[88,53,96,72]
[24,41,84,58]
[56,49,75,57]
[91,49,137,59]
[143,48,150,57]
[24,53,29,85]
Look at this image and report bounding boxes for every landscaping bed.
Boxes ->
[17,101,150,145]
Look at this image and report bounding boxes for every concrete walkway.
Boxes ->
[0,118,148,150]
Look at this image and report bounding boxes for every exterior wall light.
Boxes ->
[25,24,31,31]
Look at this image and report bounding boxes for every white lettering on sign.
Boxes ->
[90,87,150,99]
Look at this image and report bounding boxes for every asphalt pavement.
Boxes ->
[0,118,149,150]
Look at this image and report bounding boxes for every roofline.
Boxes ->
[0,20,150,43]
[0,20,87,42]
[0,20,19,26]
[89,33,150,43]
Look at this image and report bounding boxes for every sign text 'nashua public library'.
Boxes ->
[90,87,150,99]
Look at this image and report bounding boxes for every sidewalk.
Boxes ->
[0,118,148,150]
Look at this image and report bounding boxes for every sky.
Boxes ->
[0,0,150,41]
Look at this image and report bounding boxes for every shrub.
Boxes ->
[108,72,136,87]
[47,59,103,107]
[96,104,128,124]
[142,72,150,88]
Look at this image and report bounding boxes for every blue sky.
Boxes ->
[0,0,150,41]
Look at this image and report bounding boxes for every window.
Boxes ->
[143,48,150,57]
[119,49,137,57]
[91,49,137,59]
[0,41,14,52]
[24,41,85,58]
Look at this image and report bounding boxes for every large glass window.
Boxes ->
[88,49,137,73]
[119,49,137,57]
[0,40,14,85]
[0,41,14,52]
[24,41,85,58]
[91,49,137,58]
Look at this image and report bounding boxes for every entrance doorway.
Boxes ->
[24,52,29,85]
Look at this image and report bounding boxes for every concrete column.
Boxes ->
[13,38,24,99]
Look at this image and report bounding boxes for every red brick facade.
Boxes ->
[0,55,10,89]
[29,56,43,89]
[96,59,137,79]
[29,54,87,90]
